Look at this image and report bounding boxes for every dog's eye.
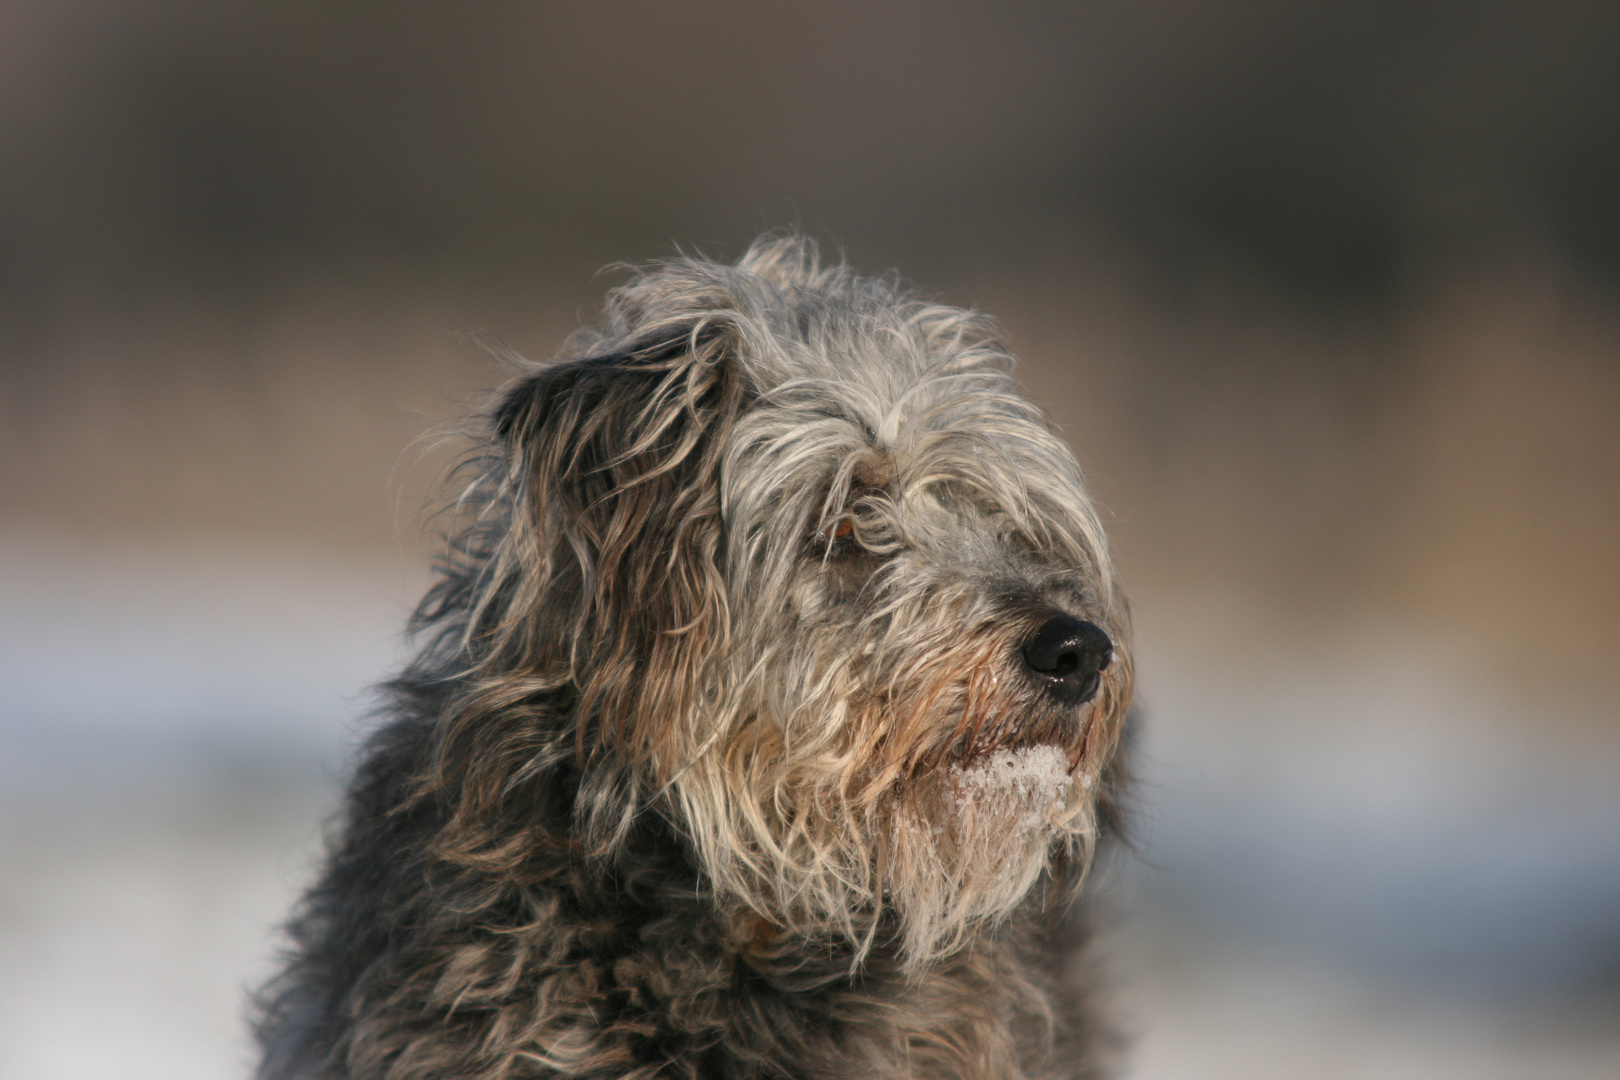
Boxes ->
[828,518,854,541]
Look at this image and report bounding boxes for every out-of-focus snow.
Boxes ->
[0,536,415,1080]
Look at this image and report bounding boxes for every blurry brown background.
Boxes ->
[2,3,1617,1078]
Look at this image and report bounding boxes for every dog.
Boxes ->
[255,235,1133,1079]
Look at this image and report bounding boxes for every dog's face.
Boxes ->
[482,242,1130,964]
[711,342,1131,962]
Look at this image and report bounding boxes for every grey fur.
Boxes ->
[255,235,1133,1079]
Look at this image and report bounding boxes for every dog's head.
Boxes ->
[448,236,1130,965]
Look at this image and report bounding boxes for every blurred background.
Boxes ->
[2,2,1617,1077]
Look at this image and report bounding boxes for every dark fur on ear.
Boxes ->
[253,326,748,1080]
[425,323,745,862]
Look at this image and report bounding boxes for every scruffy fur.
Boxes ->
[255,236,1134,1079]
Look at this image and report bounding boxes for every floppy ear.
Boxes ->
[486,324,742,772]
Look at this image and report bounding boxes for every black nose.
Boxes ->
[1022,615,1112,706]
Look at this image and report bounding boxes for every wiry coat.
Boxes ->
[255,237,1133,1080]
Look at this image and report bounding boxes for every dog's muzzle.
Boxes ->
[1021,615,1112,707]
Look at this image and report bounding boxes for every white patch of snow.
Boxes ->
[946,744,1073,831]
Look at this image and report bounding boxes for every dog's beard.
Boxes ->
[880,744,1090,965]
[670,620,1115,971]
[674,728,1100,972]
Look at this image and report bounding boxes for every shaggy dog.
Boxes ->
[255,236,1133,1080]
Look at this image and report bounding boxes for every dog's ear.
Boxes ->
[487,323,742,772]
